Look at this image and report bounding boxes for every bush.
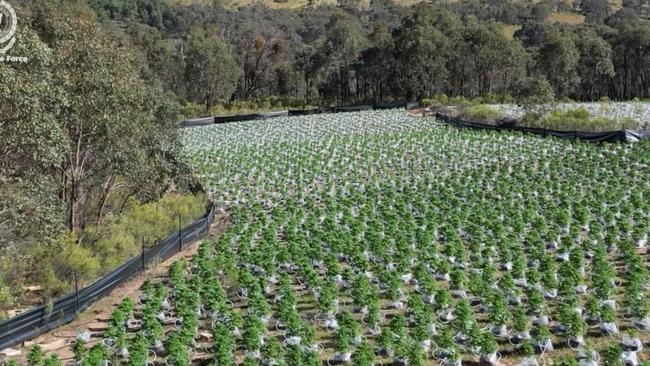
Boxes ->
[449,96,479,107]
[462,105,505,122]
[14,193,207,300]
[31,233,101,297]
[88,193,206,269]
[520,108,640,132]
[514,77,555,105]
[179,101,205,119]
[210,97,310,116]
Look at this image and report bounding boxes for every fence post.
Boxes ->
[178,214,182,253]
[74,270,79,313]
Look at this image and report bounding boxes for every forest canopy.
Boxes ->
[86,0,650,113]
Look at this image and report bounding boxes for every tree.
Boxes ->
[235,32,289,99]
[536,29,580,98]
[516,22,554,49]
[394,5,459,99]
[452,18,527,97]
[357,21,395,103]
[184,27,241,113]
[575,31,614,100]
[314,10,368,104]
[531,1,554,21]
[608,24,650,100]
[580,0,611,22]
[0,28,66,252]
[52,17,181,231]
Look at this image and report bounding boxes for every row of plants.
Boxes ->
[8,110,648,365]
[178,110,650,364]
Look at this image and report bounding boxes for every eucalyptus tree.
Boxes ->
[184,26,241,113]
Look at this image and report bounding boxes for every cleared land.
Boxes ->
[11,110,649,365]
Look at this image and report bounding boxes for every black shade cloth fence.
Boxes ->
[436,113,650,143]
[0,205,216,351]
[180,102,420,128]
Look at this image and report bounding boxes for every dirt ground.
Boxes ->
[1,210,230,364]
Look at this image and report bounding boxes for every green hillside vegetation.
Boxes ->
[0,1,202,314]
[86,0,650,116]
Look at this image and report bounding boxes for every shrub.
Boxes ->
[462,105,505,122]
[21,193,206,300]
[514,77,555,105]
[179,101,205,119]
[519,108,640,132]
[30,233,101,297]
[89,193,206,269]
[479,93,500,104]
[431,93,449,105]
[522,112,541,126]
[209,97,310,116]
[449,96,478,107]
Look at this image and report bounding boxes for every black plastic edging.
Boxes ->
[435,113,650,143]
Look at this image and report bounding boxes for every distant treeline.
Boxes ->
[87,0,650,112]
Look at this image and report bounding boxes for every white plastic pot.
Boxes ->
[490,324,508,337]
[521,357,539,366]
[441,358,462,366]
[438,310,455,323]
[244,350,261,359]
[450,289,467,299]
[77,330,91,343]
[568,335,584,349]
[479,352,500,365]
[575,285,588,294]
[543,289,557,299]
[509,330,530,344]
[600,322,619,336]
[532,315,550,327]
[621,337,643,352]
[333,352,352,363]
[622,350,639,366]
[420,339,432,352]
[536,339,553,353]
[633,317,650,330]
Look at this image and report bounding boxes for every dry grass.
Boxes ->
[548,11,585,25]
[501,24,521,41]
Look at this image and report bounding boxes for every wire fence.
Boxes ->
[0,204,216,351]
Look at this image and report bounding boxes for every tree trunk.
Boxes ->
[68,173,76,232]
[96,177,117,227]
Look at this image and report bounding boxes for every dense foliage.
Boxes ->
[88,0,650,113]
[0,1,196,312]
